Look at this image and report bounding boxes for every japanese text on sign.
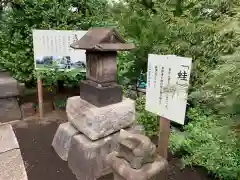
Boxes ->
[145,54,192,125]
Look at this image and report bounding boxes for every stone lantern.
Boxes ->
[52,28,139,180]
[70,28,135,107]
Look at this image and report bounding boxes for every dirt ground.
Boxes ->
[11,110,216,180]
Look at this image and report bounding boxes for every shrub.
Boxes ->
[169,107,240,180]
[135,96,159,137]
[37,69,86,88]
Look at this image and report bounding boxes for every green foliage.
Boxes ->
[191,52,240,114]
[117,52,136,86]
[135,96,159,137]
[112,0,240,91]
[37,69,85,88]
[113,0,240,179]
[0,0,113,86]
[169,107,240,180]
[54,99,67,109]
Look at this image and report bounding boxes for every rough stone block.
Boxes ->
[66,96,135,140]
[0,149,28,180]
[68,125,143,180]
[0,98,22,123]
[52,122,79,161]
[116,129,157,169]
[20,103,35,118]
[0,124,19,153]
[0,72,20,98]
[106,152,168,180]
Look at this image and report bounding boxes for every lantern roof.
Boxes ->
[70,28,135,51]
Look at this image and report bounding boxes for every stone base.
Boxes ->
[68,125,143,180]
[106,152,168,180]
[52,122,79,161]
[0,98,22,123]
[80,80,122,107]
[66,96,135,140]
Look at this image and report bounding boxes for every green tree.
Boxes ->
[113,0,239,90]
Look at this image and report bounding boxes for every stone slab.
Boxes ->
[68,125,143,180]
[0,149,28,180]
[106,152,168,180]
[66,96,135,140]
[0,124,19,153]
[0,72,20,98]
[0,98,22,123]
[52,122,79,161]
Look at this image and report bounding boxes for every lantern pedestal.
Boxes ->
[80,80,122,107]
[66,96,135,140]
[67,125,143,180]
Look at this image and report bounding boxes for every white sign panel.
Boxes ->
[145,54,192,125]
[32,30,87,72]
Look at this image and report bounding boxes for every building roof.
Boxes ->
[70,28,135,51]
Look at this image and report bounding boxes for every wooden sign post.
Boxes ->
[37,76,43,119]
[32,30,88,119]
[158,116,171,159]
[145,54,192,161]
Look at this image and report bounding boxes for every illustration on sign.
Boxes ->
[145,54,192,125]
[32,30,87,72]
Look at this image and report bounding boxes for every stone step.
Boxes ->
[0,124,19,153]
[0,124,28,180]
[0,149,28,180]
[0,72,21,98]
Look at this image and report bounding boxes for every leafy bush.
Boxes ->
[190,51,240,133]
[169,107,240,180]
[135,96,159,137]
[37,69,86,88]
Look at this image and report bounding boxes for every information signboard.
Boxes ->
[32,30,87,72]
[145,54,192,125]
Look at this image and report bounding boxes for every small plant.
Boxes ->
[135,96,159,137]
[54,99,67,109]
